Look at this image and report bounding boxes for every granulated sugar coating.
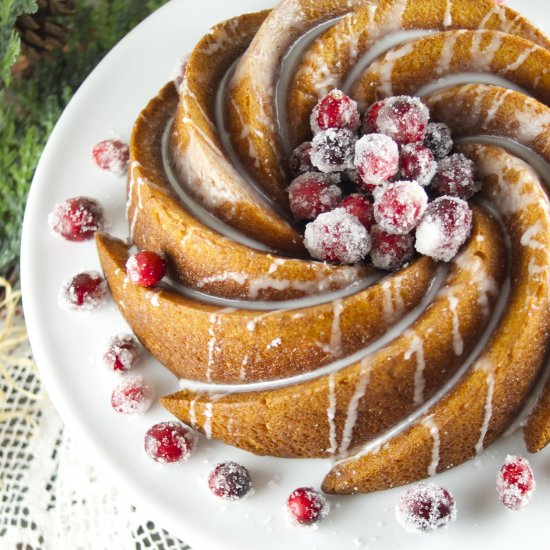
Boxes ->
[48,197,104,241]
[287,172,342,221]
[496,455,535,511]
[144,421,197,464]
[431,153,480,199]
[310,89,360,135]
[370,225,414,271]
[354,133,399,185]
[400,144,437,187]
[91,139,129,176]
[339,194,375,230]
[208,461,252,501]
[111,375,155,415]
[58,271,108,312]
[311,128,356,173]
[102,333,141,373]
[376,96,429,144]
[290,142,315,175]
[287,487,329,526]
[415,196,473,262]
[423,122,453,159]
[304,208,371,264]
[396,483,457,533]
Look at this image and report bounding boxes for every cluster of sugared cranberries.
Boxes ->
[289,90,481,268]
[496,455,535,511]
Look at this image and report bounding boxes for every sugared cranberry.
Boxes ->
[91,139,129,175]
[287,487,329,525]
[400,144,436,187]
[423,122,453,159]
[396,483,456,533]
[310,89,360,134]
[339,194,375,230]
[144,421,197,464]
[102,333,141,373]
[287,172,342,221]
[363,100,385,134]
[431,153,480,199]
[48,197,104,241]
[370,225,414,271]
[290,142,316,175]
[496,455,535,511]
[304,208,371,264]
[376,96,430,144]
[111,375,154,414]
[58,271,108,312]
[208,461,252,500]
[354,133,399,187]
[415,196,473,262]
[373,181,428,235]
[126,251,167,287]
[311,128,356,173]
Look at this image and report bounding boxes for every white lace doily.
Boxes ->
[0,278,190,549]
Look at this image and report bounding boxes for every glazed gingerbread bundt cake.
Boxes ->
[96,0,550,495]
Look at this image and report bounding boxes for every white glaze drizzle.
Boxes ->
[421,415,440,476]
[204,401,214,439]
[474,358,495,455]
[501,44,538,74]
[189,398,197,427]
[404,331,426,406]
[447,290,463,356]
[376,42,415,97]
[327,373,338,455]
[443,0,453,27]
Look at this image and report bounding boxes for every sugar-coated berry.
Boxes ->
[287,487,329,525]
[431,153,480,199]
[91,139,129,175]
[58,271,108,312]
[126,250,167,287]
[111,375,155,414]
[376,96,430,144]
[423,122,453,159]
[290,142,316,175]
[339,194,375,230]
[354,133,399,187]
[310,128,356,173]
[310,89,360,134]
[373,181,428,235]
[48,197,104,241]
[370,225,415,271]
[208,461,252,501]
[304,208,371,264]
[102,333,141,373]
[497,455,535,511]
[396,483,456,533]
[415,196,473,262]
[287,172,342,221]
[400,144,437,187]
[363,100,385,134]
[144,421,197,464]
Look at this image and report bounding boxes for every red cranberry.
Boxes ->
[287,172,342,221]
[102,333,141,373]
[58,271,108,312]
[208,461,252,500]
[111,375,154,414]
[370,225,414,271]
[354,133,399,187]
[363,100,385,134]
[310,128,356,173]
[396,483,456,533]
[310,89,360,134]
[376,96,430,144]
[497,455,535,511]
[290,142,316,175]
[287,487,329,525]
[91,139,129,175]
[373,181,428,235]
[415,196,473,262]
[339,194,375,230]
[126,251,167,287]
[423,122,453,159]
[48,197,104,241]
[304,208,371,264]
[400,144,437,187]
[431,153,480,199]
[144,421,197,464]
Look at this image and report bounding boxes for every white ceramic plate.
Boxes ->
[21,1,550,549]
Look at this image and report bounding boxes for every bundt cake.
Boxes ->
[96,0,550,495]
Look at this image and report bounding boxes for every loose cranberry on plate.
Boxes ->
[431,153,480,199]
[310,128,356,173]
[58,271,108,312]
[370,225,415,271]
[287,487,329,526]
[48,197,104,241]
[287,172,342,221]
[310,89,360,135]
[423,122,453,159]
[111,375,155,415]
[208,461,252,501]
[396,483,457,533]
[126,250,167,287]
[496,455,535,511]
[304,208,371,264]
[91,139,129,175]
[400,144,437,187]
[290,142,316,175]
[415,196,473,262]
[102,333,141,373]
[375,96,430,144]
[144,421,197,464]
[339,194,375,230]
[354,133,399,188]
